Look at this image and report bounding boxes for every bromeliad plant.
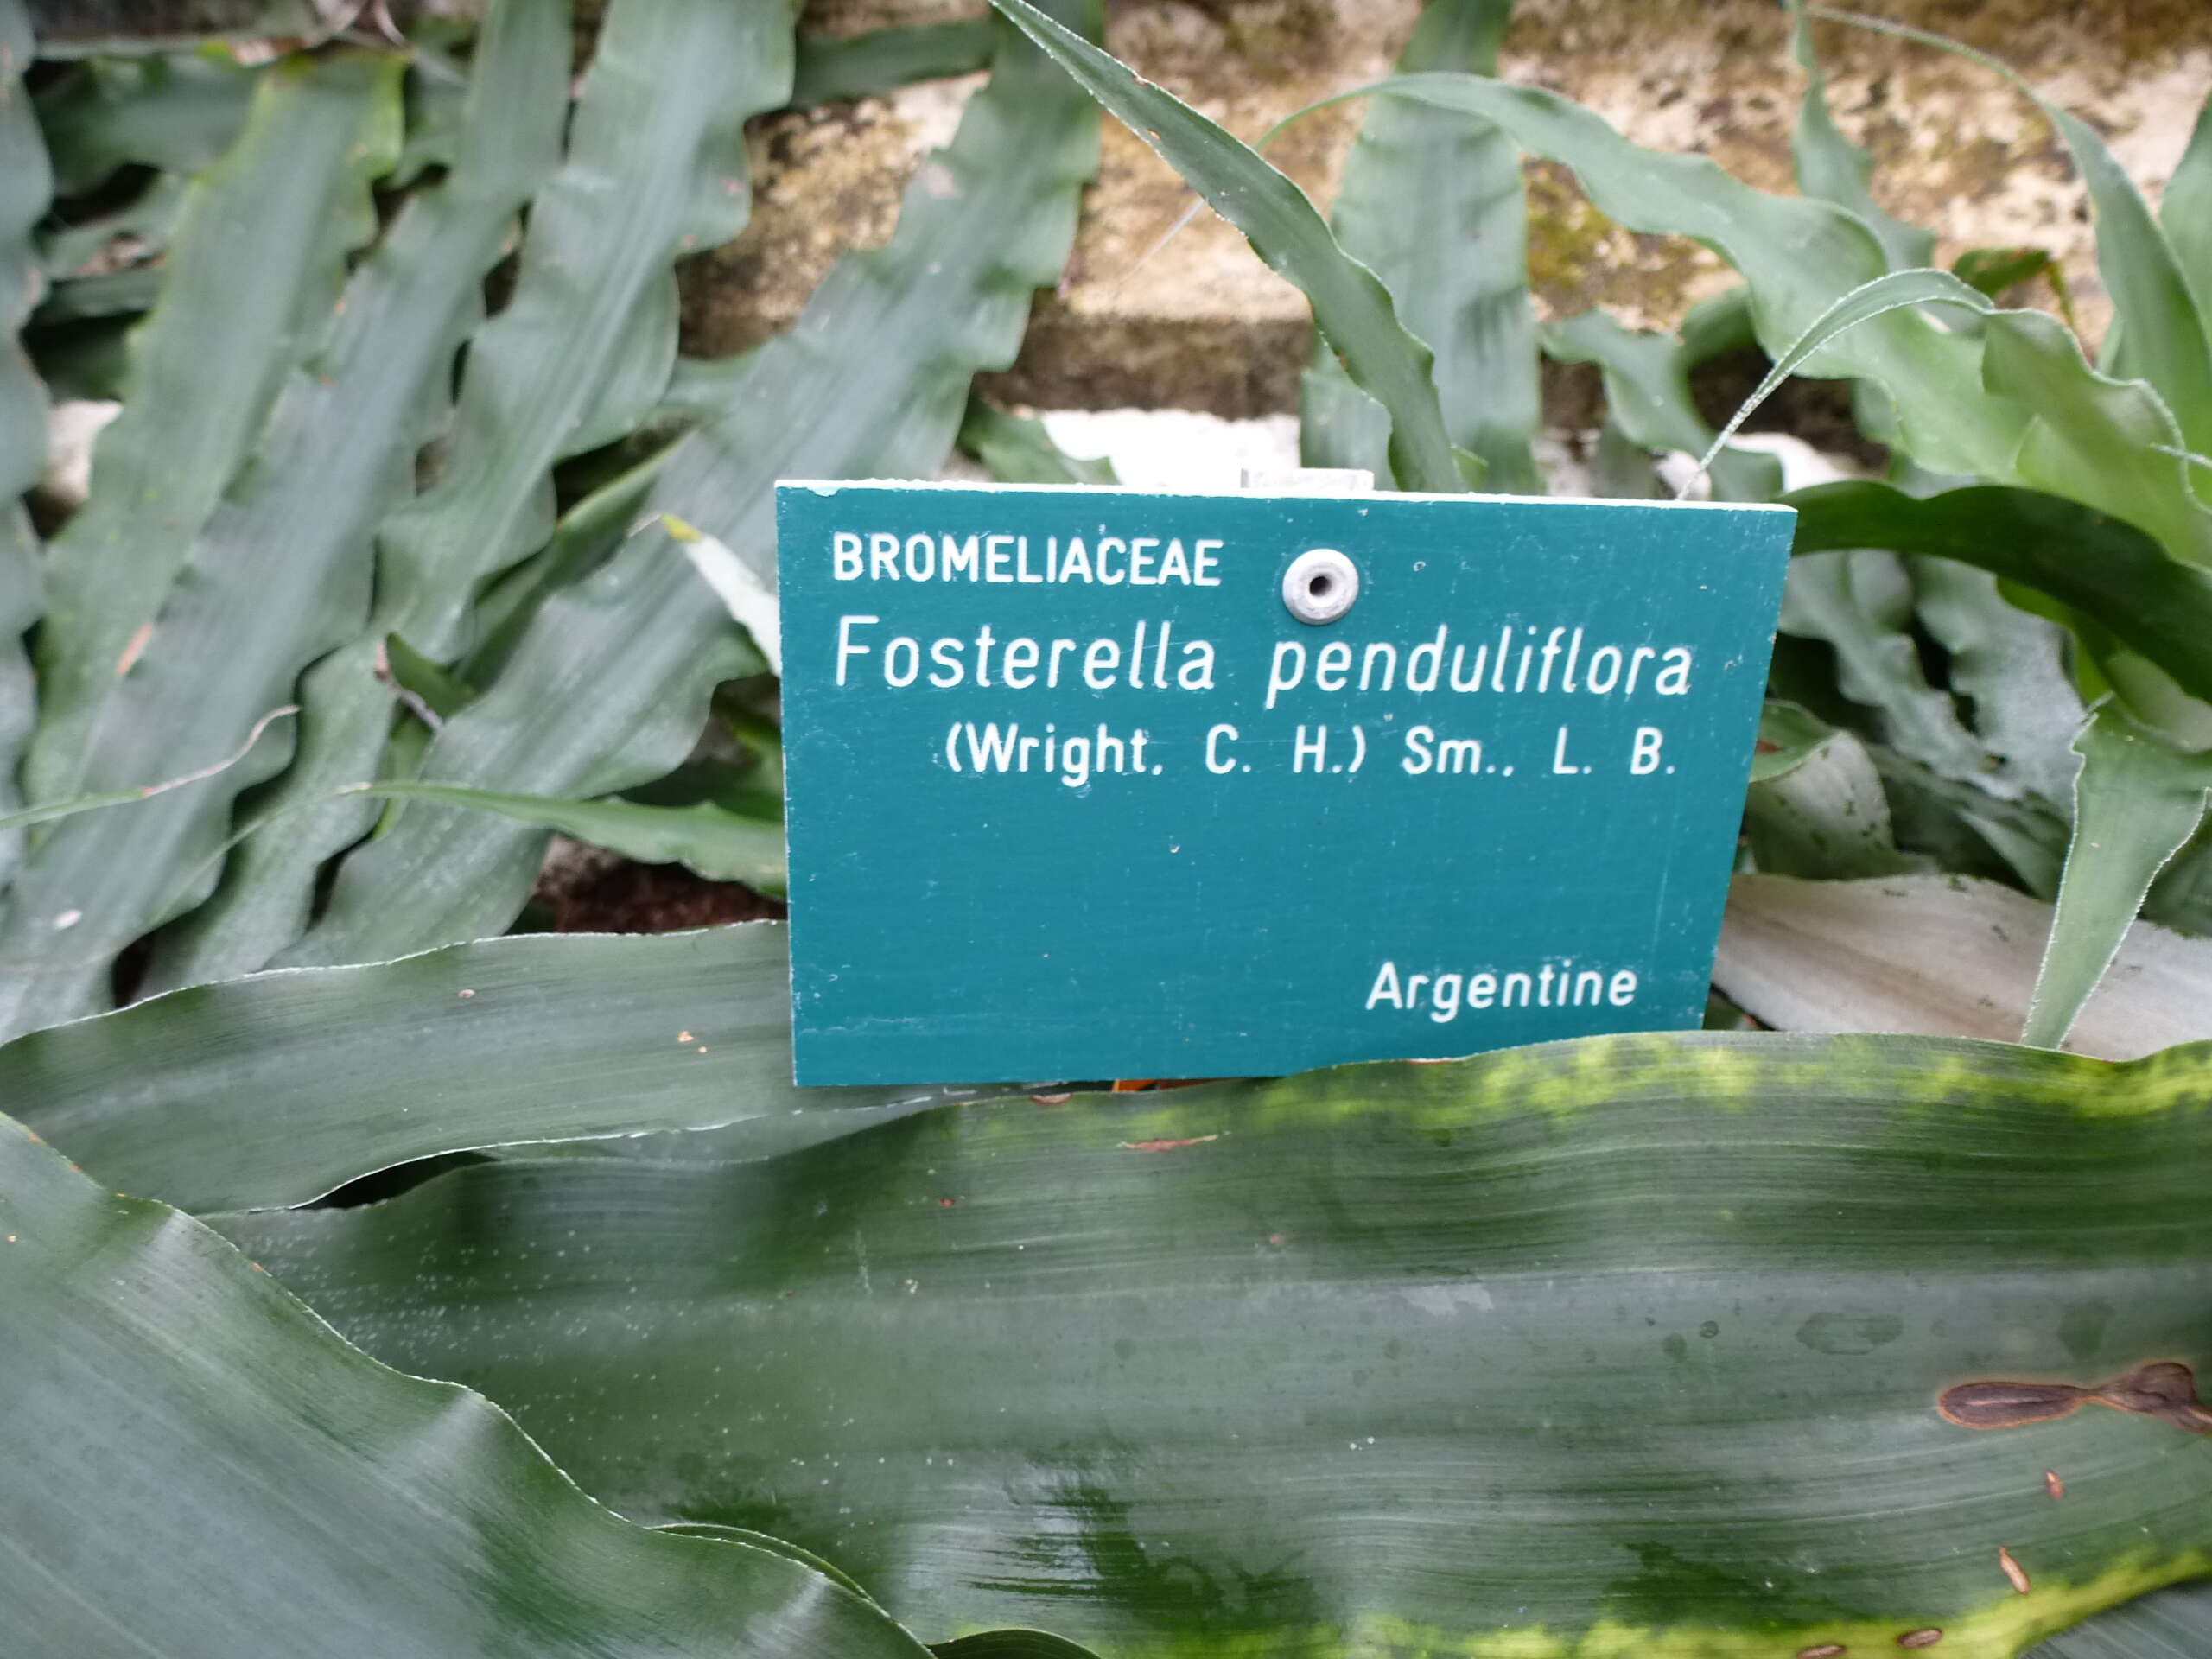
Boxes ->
[5,0,2212,1655]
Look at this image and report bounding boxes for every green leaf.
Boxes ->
[0,5,567,1039]
[1910,555,2083,807]
[30,51,261,194]
[1688,266,1999,483]
[957,394,1117,486]
[0,1108,943,1657]
[989,0,1469,495]
[280,2,1104,969]
[1808,5,2212,459]
[217,1033,2212,1656]
[1301,0,1536,493]
[790,18,995,107]
[1779,541,1996,786]
[1955,245,2056,301]
[2025,704,2212,1049]
[1787,480,2212,709]
[2,924,982,1214]
[0,0,52,883]
[1537,307,1782,502]
[361,780,786,893]
[2166,92,2212,330]
[150,0,798,991]
[1787,0,1936,271]
[1290,71,2022,482]
[24,52,400,809]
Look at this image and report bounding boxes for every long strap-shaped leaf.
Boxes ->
[1302,0,1536,492]
[2,924,978,1213]
[277,2,1104,969]
[22,52,400,807]
[0,1109,945,1658]
[2025,704,2212,1050]
[1786,0,1934,272]
[1788,480,2212,706]
[1808,5,2212,464]
[216,1030,2212,1657]
[0,7,569,1039]
[1288,70,2014,480]
[0,0,49,887]
[1300,72,2212,573]
[147,0,798,993]
[991,0,1468,494]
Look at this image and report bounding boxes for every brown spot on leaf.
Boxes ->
[1999,1547,2030,1594]
[1938,1379,2087,1429]
[1120,1134,1220,1152]
[1897,1631,1942,1649]
[1941,1362,2212,1434]
[2044,1470,2064,1499]
[1031,1094,1071,1106]
[1797,1645,1847,1657]
[116,621,153,675]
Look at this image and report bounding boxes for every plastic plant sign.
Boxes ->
[779,482,1792,1082]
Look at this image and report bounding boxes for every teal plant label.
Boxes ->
[777,481,1794,1084]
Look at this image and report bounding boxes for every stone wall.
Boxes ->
[683,0,2212,419]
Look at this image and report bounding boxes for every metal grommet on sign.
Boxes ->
[1282,547,1358,625]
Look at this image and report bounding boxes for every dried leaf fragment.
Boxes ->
[1998,1546,2029,1594]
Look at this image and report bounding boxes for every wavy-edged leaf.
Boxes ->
[790,18,994,107]
[1,0,50,885]
[1980,304,2212,569]
[2025,704,2212,1049]
[24,53,398,807]
[0,5,570,1039]
[1300,71,2020,480]
[1781,543,1994,785]
[1316,72,2212,567]
[362,780,785,893]
[3,924,980,1214]
[1300,0,1534,493]
[31,50,260,193]
[1789,480,2212,707]
[1787,0,1935,272]
[149,0,796,991]
[219,1033,2212,1656]
[991,0,1466,494]
[957,394,1116,486]
[280,2,1103,969]
[1718,872,2212,1059]
[1910,556,2083,806]
[1808,5,2212,458]
[0,1108,942,1657]
[1539,308,1781,503]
